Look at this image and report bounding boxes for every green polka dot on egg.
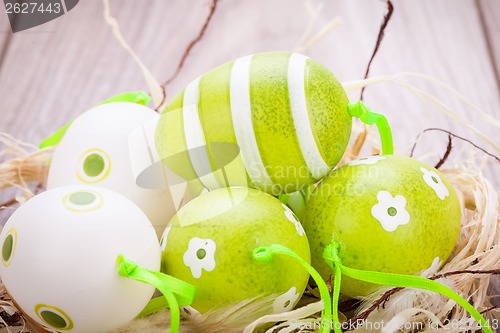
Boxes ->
[35,304,74,330]
[68,191,96,205]
[62,190,103,212]
[2,234,14,263]
[83,153,105,177]
[1,229,17,266]
[40,310,67,329]
[76,149,111,184]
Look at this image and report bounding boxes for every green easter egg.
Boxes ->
[160,187,311,313]
[303,155,461,297]
[155,52,350,195]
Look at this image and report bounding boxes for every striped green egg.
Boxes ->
[156,52,351,195]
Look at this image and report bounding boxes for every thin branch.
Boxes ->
[0,310,23,326]
[480,306,497,315]
[360,1,394,101]
[0,198,17,210]
[33,182,44,195]
[162,0,220,88]
[430,269,500,280]
[434,133,452,169]
[410,128,500,164]
[154,85,167,112]
[343,287,403,329]
[326,274,334,294]
[338,299,361,313]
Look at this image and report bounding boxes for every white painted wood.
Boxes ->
[478,0,500,86]
[0,6,12,63]
[0,0,498,206]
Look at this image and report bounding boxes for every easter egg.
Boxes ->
[47,102,180,237]
[0,186,160,333]
[156,51,351,195]
[160,187,311,313]
[303,155,461,297]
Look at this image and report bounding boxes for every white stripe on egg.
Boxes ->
[183,77,220,189]
[230,55,273,190]
[288,53,329,179]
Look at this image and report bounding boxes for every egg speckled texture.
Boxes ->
[160,187,311,313]
[47,102,178,237]
[0,186,160,333]
[303,155,461,297]
[156,52,351,195]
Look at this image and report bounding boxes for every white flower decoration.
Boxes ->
[160,224,172,252]
[183,237,216,279]
[348,155,385,166]
[282,204,305,236]
[420,167,449,200]
[371,191,410,232]
[273,287,300,313]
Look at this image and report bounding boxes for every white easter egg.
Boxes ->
[47,102,180,237]
[0,186,160,333]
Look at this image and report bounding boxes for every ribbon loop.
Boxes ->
[252,246,274,265]
[348,101,394,155]
[117,255,196,333]
[322,242,341,266]
[117,255,139,276]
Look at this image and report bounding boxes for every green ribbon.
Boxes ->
[253,244,332,333]
[348,101,394,155]
[39,91,151,149]
[116,255,196,333]
[322,242,493,333]
[99,91,151,105]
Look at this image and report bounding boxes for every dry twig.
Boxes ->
[410,128,500,164]
[162,0,220,88]
[360,1,394,101]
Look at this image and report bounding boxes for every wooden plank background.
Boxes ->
[478,0,500,88]
[0,0,498,220]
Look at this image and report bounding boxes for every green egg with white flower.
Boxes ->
[155,51,352,195]
[160,187,311,313]
[303,155,461,297]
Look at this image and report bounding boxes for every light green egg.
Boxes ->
[160,187,311,313]
[303,155,462,297]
